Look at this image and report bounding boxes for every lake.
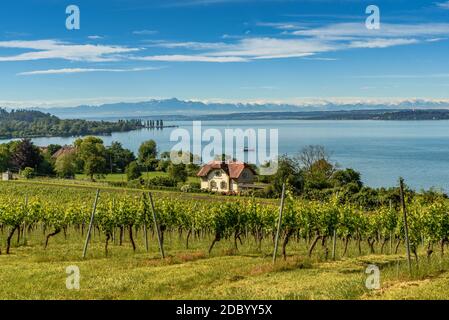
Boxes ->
[2,120,449,191]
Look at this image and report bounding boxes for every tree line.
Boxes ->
[0,109,144,139]
[0,137,200,187]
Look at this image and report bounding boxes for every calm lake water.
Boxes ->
[2,120,449,191]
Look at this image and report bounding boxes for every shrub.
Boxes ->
[21,167,35,179]
[168,163,188,183]
[127,179,144,189]
[125,161,142,181]
[147,176,177,187]
[180,182,201,193]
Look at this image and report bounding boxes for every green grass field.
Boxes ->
[2,227,449,300]
[1,181,449,300]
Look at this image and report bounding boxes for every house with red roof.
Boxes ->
[197,161,257,193]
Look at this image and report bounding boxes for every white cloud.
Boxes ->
[291,22,449,39]
[137,21,449,63]
[140,37,334,62]
[1,22,448,67]
[256,22,306,30]
[0,40,139,62]
[436,1,449,9]
[133,30,159,35]
[348,38,419,49]
[145,40,229,50]
[136,54,248,62]
[17,67,162,76]
[87,35,104,40]
[209,37,334,58]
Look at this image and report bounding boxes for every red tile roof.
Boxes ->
[197,161,256,179]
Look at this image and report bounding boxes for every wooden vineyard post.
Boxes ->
[82,189,100,259]
[142,193,149,252]
[273,183,286,263]
[23,195,28,244]
[389,200,393,254]
[149,192,165,259]
[399,178,412,274]
[332,229,337,260]
[112,198,116,245]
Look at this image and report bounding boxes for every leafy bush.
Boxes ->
[146,176,178,187]
[168,163,188,183]
[21,167,35,179]
[125,161,142,181]
[127,179,144,189]
[180,182,201,193]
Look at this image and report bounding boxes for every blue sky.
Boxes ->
[1,0,449,108]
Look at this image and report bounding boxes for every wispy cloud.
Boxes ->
[17,67,162,76]
[291,22,449,38]
[139,37,333,62]
[256,21,307,30]
[348,38,419,49]
[144,40,228,50]
[436,1,449,9]
[87,35,104,40]
[0,40,139,62]
[133,30,159,35]
[137,21,449,63]
[2,22,448,66]
[136,55,248,62]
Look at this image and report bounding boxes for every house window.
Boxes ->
[210,181,217,189]
[214,170,222,177]
[220,181,227,190]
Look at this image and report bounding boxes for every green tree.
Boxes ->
[0,143,11,172]
[46,144,62,157]
[10,139,42,171]
[332,168,363,189]
[74,136,107,180]
[156,151,171,172]
[138,140,157,163]
[37,156,55,176]
[168,163,188,184]
[304,159,335,190]
[297,145,337,191]
[186,163,200,177]
[268,155,304,196]
[138,140,158,173]
[106,141,135,173]
[55,152,77,179]
[125,161,142,181]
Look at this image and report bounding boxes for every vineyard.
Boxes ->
[2,181,449,299]
[1,181,449,261]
